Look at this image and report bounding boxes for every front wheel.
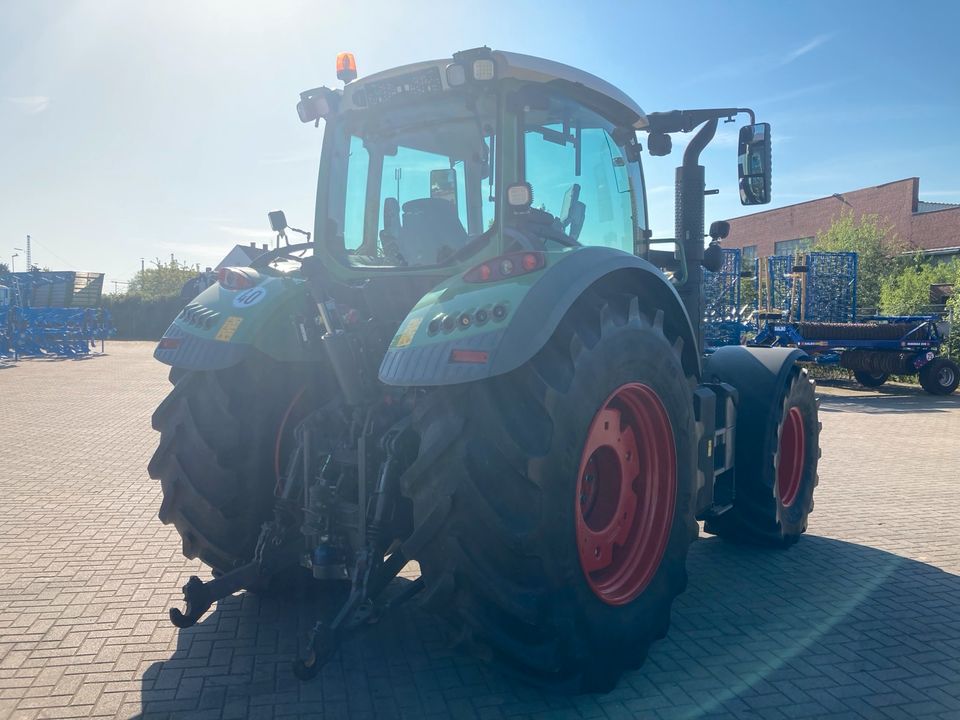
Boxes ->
[705,363,820,546]
[405,289,698,692]
[919,357,959,395]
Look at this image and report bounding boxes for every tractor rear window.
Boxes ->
[327,90,497,268]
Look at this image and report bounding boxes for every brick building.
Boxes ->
[724,178,960,263]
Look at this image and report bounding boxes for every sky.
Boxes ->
[2,0,959,290]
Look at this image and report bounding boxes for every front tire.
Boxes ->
[405,289,698,692]
[705,365,820,546]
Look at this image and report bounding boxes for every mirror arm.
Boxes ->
[288,226,312,243]
[645,107,754,134]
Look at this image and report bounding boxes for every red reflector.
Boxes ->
[464,252,545,283]
[158,337,181,350]
[449,349,489,364]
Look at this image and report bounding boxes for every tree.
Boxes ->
[127,257,200,300]
[812,212,910,314]
[948,276,960,357]
[880,258,960,315]
[0,262,8,273]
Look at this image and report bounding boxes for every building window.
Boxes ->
[774,237,814,256]
[741,245,757,264]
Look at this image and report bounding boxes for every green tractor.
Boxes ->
[150,48,820,692]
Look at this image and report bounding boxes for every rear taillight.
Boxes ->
[464,252,546,283]
[217,267,256,291]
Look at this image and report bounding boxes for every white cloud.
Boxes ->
[780,34,834,65]
[5,95,50,114]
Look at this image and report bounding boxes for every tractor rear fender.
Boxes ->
[154,273,312,371]
[702,345,806,447]
[379,246,701,386]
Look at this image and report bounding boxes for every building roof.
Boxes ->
[917,200,960,214]
[215,243,269,271]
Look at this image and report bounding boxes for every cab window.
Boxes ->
[523,96,638,253]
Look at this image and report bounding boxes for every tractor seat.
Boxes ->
[399,198,468,265]
[379,197,403,260]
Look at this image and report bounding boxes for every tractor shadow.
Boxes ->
[137,536,960,719]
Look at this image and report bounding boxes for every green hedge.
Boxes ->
[102,295,186,340]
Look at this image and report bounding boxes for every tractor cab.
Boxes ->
[295,48,650,279]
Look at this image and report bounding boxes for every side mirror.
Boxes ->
[296,87,333,124]
[268,210,288,233]
[738,123,771,205]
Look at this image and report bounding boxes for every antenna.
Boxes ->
[25,235,31,270]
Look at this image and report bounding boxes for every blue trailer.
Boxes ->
[753,314,956,394]
[752,253,957,394]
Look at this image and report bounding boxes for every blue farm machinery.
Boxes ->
[752,252,957,395]
[0,271,114,359]
[702,246,753,347]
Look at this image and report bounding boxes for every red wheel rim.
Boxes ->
[575,383,676,606]
[776,406,805,507]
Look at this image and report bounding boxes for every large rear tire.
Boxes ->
[405,289,698,692]
[148,356,313,573]
[705,365,820,546]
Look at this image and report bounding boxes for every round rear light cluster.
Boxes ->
[425,304,509,336]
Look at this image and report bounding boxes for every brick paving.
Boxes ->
[1,342,960,719]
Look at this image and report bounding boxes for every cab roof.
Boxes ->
[342,48,648,130]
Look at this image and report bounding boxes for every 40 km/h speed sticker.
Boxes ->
[233,287,267,308]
